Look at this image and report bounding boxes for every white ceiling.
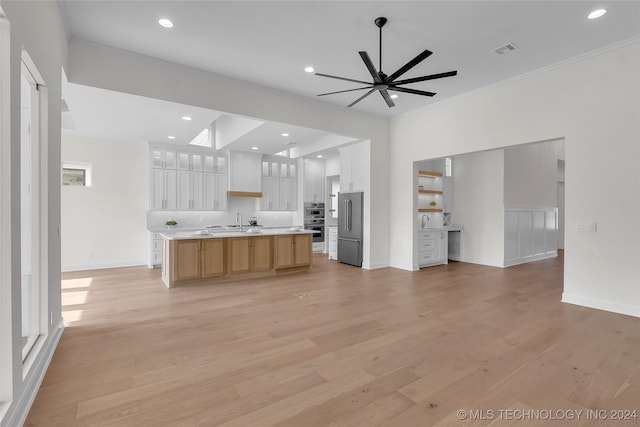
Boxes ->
[58,1,640,156]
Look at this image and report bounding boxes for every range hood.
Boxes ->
[227,151,263,198]
[227,191,263,198]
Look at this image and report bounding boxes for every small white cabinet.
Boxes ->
[150,232,163,267]
[150,148,176,170]
[328,226,338,260]
[418,230,447,267]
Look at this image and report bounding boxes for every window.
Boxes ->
[0,12,11,412]
[275,149,290,157]
[188,128,210,147]
[20,53,47,363]
[445,157,453,177]
[62,162,91,186]
[62,168,85,186]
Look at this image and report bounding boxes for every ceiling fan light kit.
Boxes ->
[316,17,457,108]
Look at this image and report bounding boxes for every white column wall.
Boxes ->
[0,1,67,425]
[391,41,640,317]
[452,150,505,267]
[504,140,560,207]
[61,134,148,271]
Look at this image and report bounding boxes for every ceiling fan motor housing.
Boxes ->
[375,17,388,28]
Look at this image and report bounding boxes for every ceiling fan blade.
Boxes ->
[359,51,382,83]
[347,88,377,107]
[379,89,395,108]
[386,49,432,82]
[317,86,373,97]
[315,72,371,85]
[388,86,436,97]
[392,70,458,86]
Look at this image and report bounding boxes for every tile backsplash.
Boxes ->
[147,198,297,229]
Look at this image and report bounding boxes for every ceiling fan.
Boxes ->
[316,17,457,108]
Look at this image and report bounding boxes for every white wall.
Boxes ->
[61,134,148,271]
[0,1,67,425]
[67,39,390,270]
[452,150,505,267]
[504,140,560,207]
[391,41,640,317]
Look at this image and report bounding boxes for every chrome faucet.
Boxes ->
[236,212,243,232]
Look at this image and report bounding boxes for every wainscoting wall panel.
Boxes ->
[504,207,557,266]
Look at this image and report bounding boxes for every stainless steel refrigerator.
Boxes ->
[338,192,363,267]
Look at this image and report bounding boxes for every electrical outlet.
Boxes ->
[576,222,597,232]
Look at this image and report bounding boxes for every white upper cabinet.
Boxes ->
[260,155,297,211]
[204,152,227,173]
[151,148,176,169]
[177,151,205,172]
[203,172,227,211]
[149,143,227,211]
[304,158,325,202]
[150,168,177,210]
[177,170,204,210]
[339,144,364,193]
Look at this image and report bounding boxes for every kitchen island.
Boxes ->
[159,228,314,287]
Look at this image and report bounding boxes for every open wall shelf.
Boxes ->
[418,189,443,195]
[418,208,443,213]
[418,170,443,178]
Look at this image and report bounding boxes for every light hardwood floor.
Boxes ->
[26,252,639,426]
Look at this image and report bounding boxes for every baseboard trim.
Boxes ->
[562,293,640,318]
[62,260,147,272]
[459,257,504,268]
[364,262,390,270]
[2,320,64,427]
[504,251,557,267]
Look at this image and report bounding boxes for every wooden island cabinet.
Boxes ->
[161,230,313,287]
[163,238,226,284]
[274,234,312,269]
[228,236,273,274]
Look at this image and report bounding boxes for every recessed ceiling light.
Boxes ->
[588,9,607,19]
[390,94,398,99]
[304,66,315,73]
[158,18,174,28]
[281,133,289,137]
[181,116,192,121]
[167,136,176,140]
[251,146,259,150]
[316,155,323,158]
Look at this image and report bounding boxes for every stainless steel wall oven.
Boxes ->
[304,202,325,243]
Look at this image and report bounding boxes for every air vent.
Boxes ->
[494,43,518,55]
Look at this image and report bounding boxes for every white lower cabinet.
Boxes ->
[328,227,337,260]
[150,232,163,267]
[418,230,447,267]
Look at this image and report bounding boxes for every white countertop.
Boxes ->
[149,225,304,233]
[159,227,315,240]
